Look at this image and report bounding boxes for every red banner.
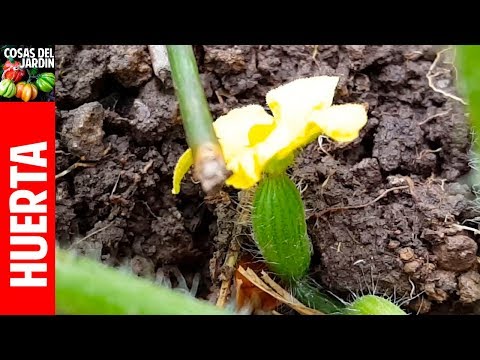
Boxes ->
[0,102,55,315]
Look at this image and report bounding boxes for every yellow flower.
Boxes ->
[172,76,368,194]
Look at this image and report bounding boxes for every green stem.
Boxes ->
[291,278,344,314]
[166,45,217,151]
[56,248,232,315]
[166,45,228,193]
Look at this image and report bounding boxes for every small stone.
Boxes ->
[108,45,153,88]
[428,269,457,292]
[60,102,105,160]
[457,271,480,304]
[409,297,431,314]
[424,263,436,273]
[432,235,477,272]
[421,228,444,245]
[131,256,155,280]
[399,247,415,261]
[388,240,401,249]
[424,283,448,302]
[404,260,422,273]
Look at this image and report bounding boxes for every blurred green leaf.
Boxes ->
[457,46,480,151]
[56,248,232,315]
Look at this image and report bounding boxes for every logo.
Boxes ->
[0,45,55,103]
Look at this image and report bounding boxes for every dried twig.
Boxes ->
[315,185,409,217]
[56,161,96,180]
[237,266,322,315]
[141,160,154,174]
[110,172,122,196]
[148,45,170,81]
[427,47,467,105]
[452,223,480,236]
[216,249,239,308]
[141,201,160,220]
[418,110,451,126]
[56,145,111,180]
[216,189,254,308]
[68,222,114,250]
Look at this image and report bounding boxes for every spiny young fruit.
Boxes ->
[345,295,407,315]
[251,172,311,282]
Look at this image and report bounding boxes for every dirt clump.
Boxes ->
[432,235,478,272]
[56,46,109,109]
[60,101,106,160]
[424,270,458,303]
[457,271,480,304]
[107,45,153,88]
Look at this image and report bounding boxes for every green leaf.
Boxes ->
[56,248,233,315]
[456,46,480,151]
[456,46,480,187]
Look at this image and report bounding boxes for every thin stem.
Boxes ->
[56,248,232,315]
[166,45,229,193]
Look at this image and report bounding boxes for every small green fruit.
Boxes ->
[346,295,407,315]
[252,173,311,282]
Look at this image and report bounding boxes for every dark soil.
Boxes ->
[55,45,480,314]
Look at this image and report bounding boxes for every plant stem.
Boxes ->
[56,248,232,315]
[291,279,344,314]
[166,45,229,194]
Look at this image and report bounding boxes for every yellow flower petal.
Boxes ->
[171,76,368,194]
[266,76,339,125]
[248,122,277,146]
[172,105,274,194]
[212,105,275,188]
[258,76,340,162]
[172,148,193,194]
[224,150,262,189]
[212,105,274,161]
[310,103,368,142]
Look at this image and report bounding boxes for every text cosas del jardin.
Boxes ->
[3,48,54,68]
